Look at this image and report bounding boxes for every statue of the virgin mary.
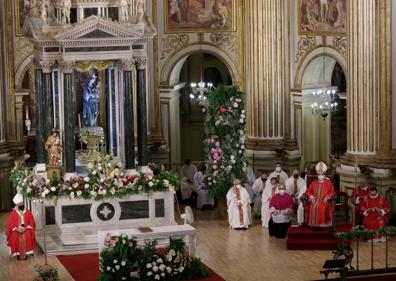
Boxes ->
[82,73,100,127]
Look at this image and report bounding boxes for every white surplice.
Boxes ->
[193,171,214,209]
[180,164,198,200]
[267,170,289,185]
[261,184,279,227]
[252,178,266,216]
[244,166,256,201]
[226,185,252,229]
[285,176,307,225]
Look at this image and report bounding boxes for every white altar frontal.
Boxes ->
[32,192,176,255]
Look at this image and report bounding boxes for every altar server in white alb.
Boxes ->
[285,169,307,225]
[180,159,198,200]
[252,172,268,217]
[261,177,279,228]
[193,165,214,209]
[244,162,256,201]
[267,163,289,186]
[226,179,252,229]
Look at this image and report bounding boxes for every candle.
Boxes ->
[25,106,29,120]
[78,113,82,129]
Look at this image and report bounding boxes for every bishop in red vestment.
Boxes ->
[6,194,36,259]
[351,181,371,226]
[304,161,335,228]
[360,187,389,241]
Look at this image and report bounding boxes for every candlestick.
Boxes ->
[78,113,82,129]
[25,106,29,120]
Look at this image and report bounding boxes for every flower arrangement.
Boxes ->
[33,264,60,281]
[99,235,209,281]
[203,85,246,198]
[11,155,179,201]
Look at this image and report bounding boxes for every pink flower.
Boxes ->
[213,160,217,164]
[213,165,218,170]
[213,171,218,177]
[218,106,227,113]
[211,148,216,153]
[215,142,220,147]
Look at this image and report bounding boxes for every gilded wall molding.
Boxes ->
[295,36,315,63]
[161,34,189,59]
[333,36,347,59]
[209,32,238,56]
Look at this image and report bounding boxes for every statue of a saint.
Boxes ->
[136,0,145,23]
[45,133,62,166]
[62,0,71,24]
[82,73,100,127]
[41,0,48,24]
[120,0,129,23]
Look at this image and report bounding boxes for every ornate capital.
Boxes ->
[295,36,316,63]
[135,58,147,70]
[39,60,55,73]
[59,61,75,74]
[333,36,347,59]
[120,59,135,71]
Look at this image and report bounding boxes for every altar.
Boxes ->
[32,192,176,255]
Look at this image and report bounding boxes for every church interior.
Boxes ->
[1,0,396,280]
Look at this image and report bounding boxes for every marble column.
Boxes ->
[35,66,45,163]
[121,59,135,169]
[60,62,76,172]
[136,58,148,166]
[41,61,54,140]
[244,0,295,172]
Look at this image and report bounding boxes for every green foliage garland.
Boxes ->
[337,226,396,240]
[203,85,246,198]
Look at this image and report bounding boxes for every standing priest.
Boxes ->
[226,179,252,229]
[304,161,335,228]
[6,194,36,259]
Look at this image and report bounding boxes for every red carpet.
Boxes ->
[287,223,352,250]
[57,253,224,281]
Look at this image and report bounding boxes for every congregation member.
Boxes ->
[244,162,256,201]
[285,169,306,225]
[226,179,252,229]
[261,177,279,228]
[305,161,335,228]
[6,194,36,259]
[360,187,390,242]
[193,165,214,209]
[351,176,371,226]
[252,172,267,217]
[267,163,288,185]
[268,184,294,238]
[180,158,198,201]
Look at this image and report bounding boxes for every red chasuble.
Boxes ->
[305,179,335,227]
[350,185,370,226]
[6,209,36,257]
[360,195,389,232]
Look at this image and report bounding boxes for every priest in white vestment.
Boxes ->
[244,164,256,201]
[285,169,307,225]
[180,159,198,200]
[193,165,214,209]
[226,179,252,229]
[252,172,268,217]
[267,163,289,185]
[261,177,279,228]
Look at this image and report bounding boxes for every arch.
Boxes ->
[294,46,346,89]
[15,55,33,89]
[160,44,240,86]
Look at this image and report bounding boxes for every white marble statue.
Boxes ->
[120,0,129,23]
[62,0,71,24]
[41,0,48,24]
[136,0,145,23]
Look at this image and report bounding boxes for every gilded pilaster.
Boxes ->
[347,0,377,156]
[244,0,294,172]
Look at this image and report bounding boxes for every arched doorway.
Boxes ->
[179,53,232,162]
[161,51,233,168]
[301,55,347,166]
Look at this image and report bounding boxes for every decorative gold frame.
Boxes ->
[298,0,346,36]
[14,0,26,36]
[164,0,237,33]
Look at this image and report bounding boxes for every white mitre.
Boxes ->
[315,161,327,174]
[13,193,24,205]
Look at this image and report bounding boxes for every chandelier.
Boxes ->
[311,87,338,119]
[189,81,213,102]
[189,54,213,102]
